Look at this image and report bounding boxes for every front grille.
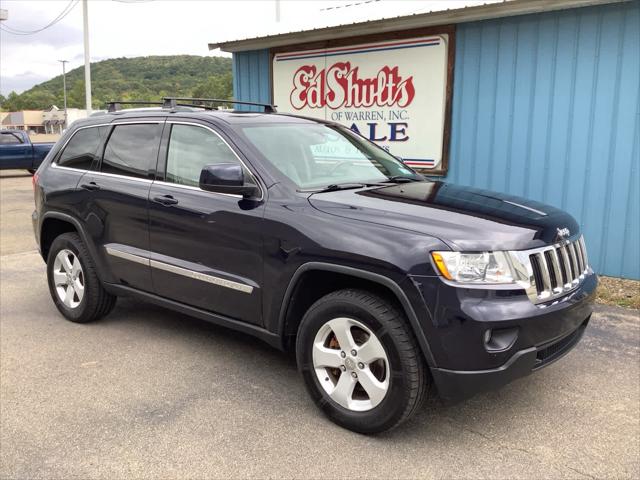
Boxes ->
[534,321,588,369]
[528,236,589,303]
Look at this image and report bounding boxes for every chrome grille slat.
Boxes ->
[568,243,580,283]
[547,249,563,293]
[559,245,573,287]
[555,246,568,285]
[536,252,552,295]
[579,236,589,271]
[575,240,585,274]
[579,239,587,273]
[523,235,591,305]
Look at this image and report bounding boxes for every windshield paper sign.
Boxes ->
[273,35,449,172]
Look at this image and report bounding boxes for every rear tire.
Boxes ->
[46,232,116,323]
[296,289,429,433]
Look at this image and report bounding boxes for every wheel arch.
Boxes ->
[40,212,102,274]
[278,262,436,367]
[40,213,83,261]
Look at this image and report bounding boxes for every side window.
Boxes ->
[165,124,241,187]
[57,126,107,170]
[0,132,24,145]
[101,124,161,178]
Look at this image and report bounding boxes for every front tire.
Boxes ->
[47,232,116,323]
[296,289,429,433]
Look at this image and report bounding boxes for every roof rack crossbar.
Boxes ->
[173,103,216,111]
[105,98,277,114]
[106,100,163,113]
[164,97,277,113]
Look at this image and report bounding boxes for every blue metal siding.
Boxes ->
[449,1,639,279]
[232,2,639,279]
[232,49,271,111]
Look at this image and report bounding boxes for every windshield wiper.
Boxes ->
[385,175,421,183]
[308,181,397,193]
[316,183,368,192]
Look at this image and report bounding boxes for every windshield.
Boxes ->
[239,123,420,189]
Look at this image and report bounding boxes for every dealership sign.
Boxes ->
[273,35,451,173]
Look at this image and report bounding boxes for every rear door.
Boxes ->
[45,124,109,225]
[147,121,265,325]
[0,131,31,169]
[79,120,164,292]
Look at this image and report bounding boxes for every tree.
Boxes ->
[1,92,21,111]
[192,73,233,103]
[0,56,233,111]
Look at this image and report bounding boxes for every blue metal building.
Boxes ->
[211,0,640,279]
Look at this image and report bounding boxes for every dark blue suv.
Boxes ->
[32,99,597,433]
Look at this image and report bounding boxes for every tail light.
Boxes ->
[31,172,40,193]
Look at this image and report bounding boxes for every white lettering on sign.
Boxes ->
[273,36,450,171]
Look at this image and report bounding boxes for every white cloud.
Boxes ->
[0,0,491,95]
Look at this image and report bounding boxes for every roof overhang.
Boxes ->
[209,0,625,52]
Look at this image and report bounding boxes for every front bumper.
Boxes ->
[431,316,589,402]
[411,271,597,402]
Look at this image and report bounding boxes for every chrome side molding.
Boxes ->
[105,246,254,294]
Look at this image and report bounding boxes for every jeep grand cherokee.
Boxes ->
[32,100,597,433]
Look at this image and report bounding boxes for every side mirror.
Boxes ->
[199,163,260,198]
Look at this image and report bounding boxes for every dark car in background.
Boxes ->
[31,99,597,433]
[0,129,55,173]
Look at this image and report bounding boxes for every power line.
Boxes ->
[1,1,77,34]
[320,0,381,12]
[0,0,79,36]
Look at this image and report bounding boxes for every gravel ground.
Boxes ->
[596,276,640,309]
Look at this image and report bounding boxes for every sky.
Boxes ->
[0,0,491,96]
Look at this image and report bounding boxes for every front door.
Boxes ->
[148,121,265,325]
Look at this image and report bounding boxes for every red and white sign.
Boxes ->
[273,35,450,171]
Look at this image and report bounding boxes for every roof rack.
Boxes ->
[105,100,163,113]
[163,97,277,113]
[105,97,277,113]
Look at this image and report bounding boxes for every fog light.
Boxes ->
[483,327,519,352]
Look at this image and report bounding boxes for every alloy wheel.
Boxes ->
[312,317,389,411]
[52,249,85,309]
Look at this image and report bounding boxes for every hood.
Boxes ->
[308,181,579,251]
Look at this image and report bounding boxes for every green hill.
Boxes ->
[0,55,233,111]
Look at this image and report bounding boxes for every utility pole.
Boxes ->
[82,0,92,114]
[58,60,68,131]
[275,0,280,22]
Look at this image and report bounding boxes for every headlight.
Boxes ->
[431,251,516,284]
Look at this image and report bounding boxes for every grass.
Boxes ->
[596,275,640,310]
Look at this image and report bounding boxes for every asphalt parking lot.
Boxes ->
[1,170,639,479]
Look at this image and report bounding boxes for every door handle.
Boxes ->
[80,181,100,191]
[153,195,179,206]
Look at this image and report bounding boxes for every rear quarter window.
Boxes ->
[57,126,109,170]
